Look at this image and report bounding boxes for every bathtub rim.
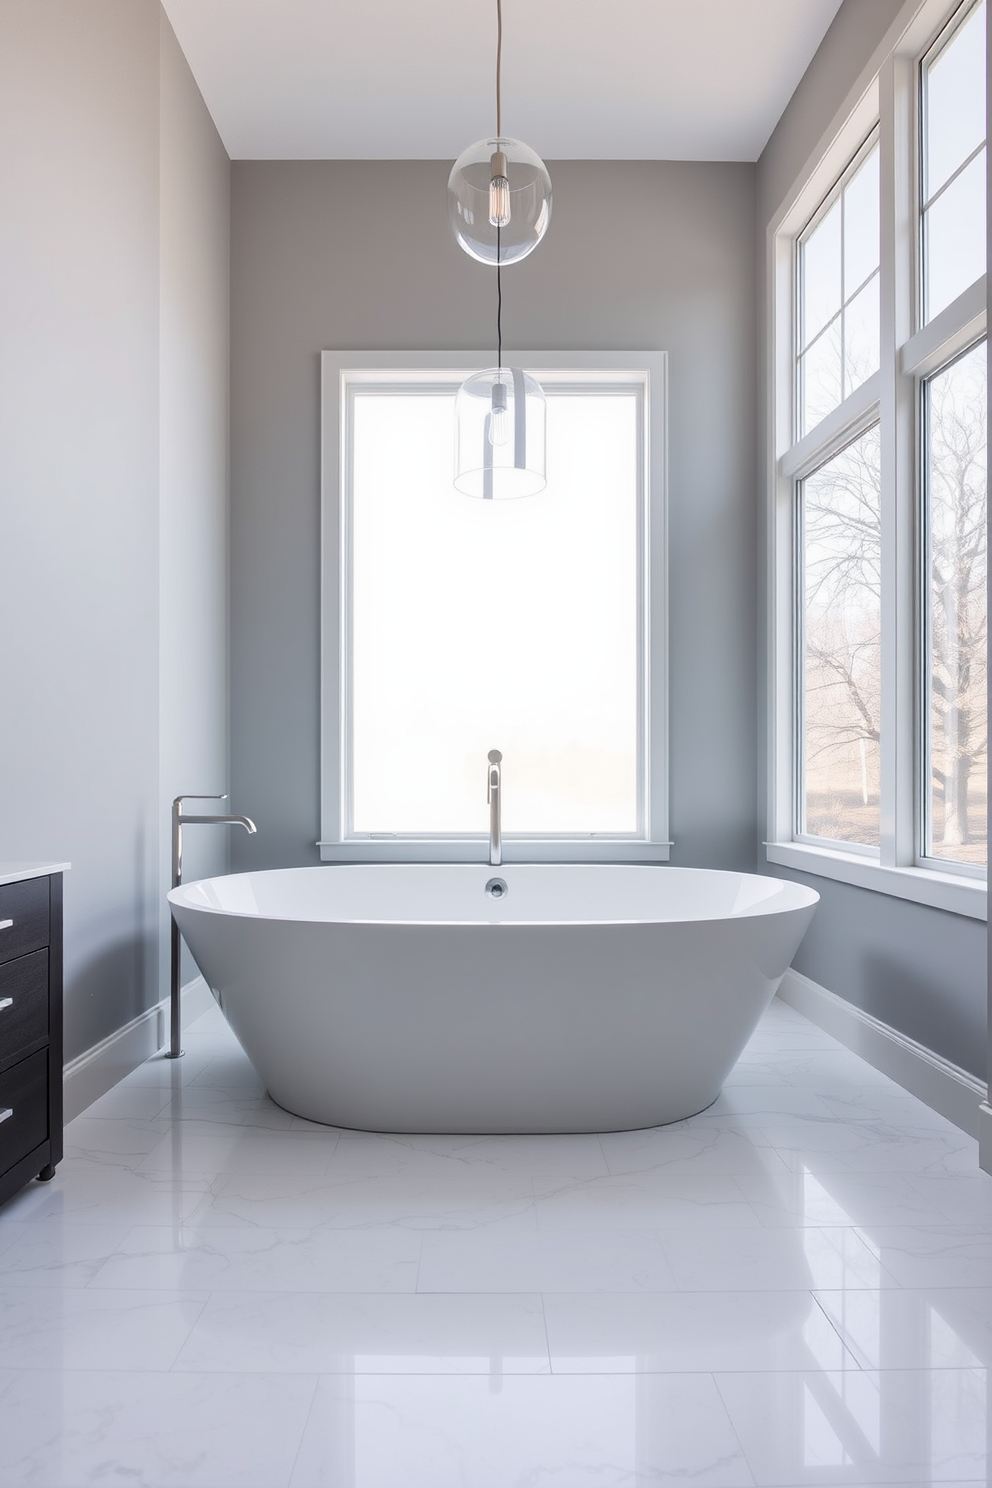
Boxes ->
[168,861,820,930]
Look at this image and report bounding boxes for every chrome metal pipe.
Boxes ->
[168,795,256,1058]
[487,750,502,867]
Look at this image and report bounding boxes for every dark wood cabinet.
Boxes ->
[0,871,63,1208]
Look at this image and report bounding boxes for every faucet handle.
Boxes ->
[173,793,228,814]
[488,750,502,765]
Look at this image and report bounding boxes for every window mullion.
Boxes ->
[878,54,918,870]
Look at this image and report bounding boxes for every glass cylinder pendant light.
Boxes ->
[454,367,546,499]
[447,0,552,266]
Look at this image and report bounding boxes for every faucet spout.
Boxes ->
[487,750,502,867]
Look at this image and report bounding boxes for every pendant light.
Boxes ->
[447,0,552,267]
[452,0,547,499]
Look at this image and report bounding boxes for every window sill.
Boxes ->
[319,839,672,864]
[765,841,986,921]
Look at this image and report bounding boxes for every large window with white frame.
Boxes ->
[319,351,669,861]
[769,0,987,919]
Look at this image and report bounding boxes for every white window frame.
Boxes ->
[318,349,670,863]
[766,0,988,922]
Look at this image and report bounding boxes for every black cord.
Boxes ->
[496,247,502,371]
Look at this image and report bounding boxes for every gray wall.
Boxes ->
[756,0,987,1077]
[230,159,759,877]
[0,1,230,1062]
[158,12,232,987]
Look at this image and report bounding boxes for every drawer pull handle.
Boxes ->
[0,1109,11,1126]
[0,998,11,1012]
[0,920,12,932]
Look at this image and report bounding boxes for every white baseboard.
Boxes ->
[62,976,214,1123]
[777,968,988,1140]
[979,1103,992,1176]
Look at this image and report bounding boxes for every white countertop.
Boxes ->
[0,861,70,887]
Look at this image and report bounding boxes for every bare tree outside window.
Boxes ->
[926,340,988,864]
[801,427,882,846]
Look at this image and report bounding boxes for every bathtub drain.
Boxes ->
[485,877,508,898]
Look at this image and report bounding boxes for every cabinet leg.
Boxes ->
[37,1164,56,1182]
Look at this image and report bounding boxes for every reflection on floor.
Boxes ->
[0,998,990,1486]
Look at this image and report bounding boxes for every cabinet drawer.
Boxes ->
[0,950,49,1073]
[0,878,49,966]
[0,1050,48,1175]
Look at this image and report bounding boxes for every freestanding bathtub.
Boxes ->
[168,864,817,1134]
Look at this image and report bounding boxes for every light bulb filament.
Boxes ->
[489,149,510,228]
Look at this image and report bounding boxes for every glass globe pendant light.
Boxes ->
[447,0,552,267]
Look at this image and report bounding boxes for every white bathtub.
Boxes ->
[168,864,818,1134]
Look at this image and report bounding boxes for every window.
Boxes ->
[798,139,880,435]
[921,0,987,321]
[319,351,668,861]
[769,0,988,919]
[799,425,882,847]
[923,340,987,864]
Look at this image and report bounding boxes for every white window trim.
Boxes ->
[318,349,670,863]
[766,0,988,922]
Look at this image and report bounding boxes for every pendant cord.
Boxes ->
[495,0,503,373]
[495,0,502,137]
[497,250,502,370]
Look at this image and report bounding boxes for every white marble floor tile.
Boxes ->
[532,1171,763,1231]
[89,1223,423,1293]
[853,1224,992,1289]
[717,1366,989,1485]
[813,1286,992,1370]
[902,1171,992,1225]
[63,1115,175,1168]
[290,1372,754,1488]
[198,1169,539,1232]
[135,1119,340,1177]
[2,996,990,1486]
[0,1219,133,1288]
[757,1117,977,1175]
[0,1157,218,1226]
[156,1083,302,1128]
[121,1049,221,1087]
[418,1229,677,1292]
[599,1124,791,1178]
[0,1369,316,1488]
[736,1166,950,1229]
[174,1290,552,1374]
[0,1286,206,1369]
[330,1129,610,1181]
[82,1084,172,1120]
[189,1050,267,1090]
[544,1289,860,1373]
[659,1224,893,1292]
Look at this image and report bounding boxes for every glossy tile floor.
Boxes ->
[0,998,990,1486]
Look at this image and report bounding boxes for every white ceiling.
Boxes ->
[160,0,845,162]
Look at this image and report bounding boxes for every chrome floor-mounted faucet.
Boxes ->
[487,750,502,867]
[168,794,256,1059]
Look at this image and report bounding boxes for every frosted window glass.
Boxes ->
[798,141,879,434]
[350,391,639,836]
[801,427,882,846]
[844,149,880,293]
[844,273,880,395]
[801,321,842,436]
[926,341,987,866]
[801,199,842,346]
[922,1,986,323]
[924,0,986,198]
[924,150,987,320]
